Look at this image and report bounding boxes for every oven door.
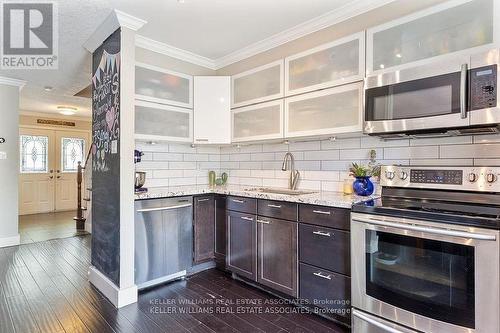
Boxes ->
[364,56,471,134]
[351,213,500,333]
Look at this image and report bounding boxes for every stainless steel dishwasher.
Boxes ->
[135,196,193,290]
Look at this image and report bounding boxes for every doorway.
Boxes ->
[18,127,90,215]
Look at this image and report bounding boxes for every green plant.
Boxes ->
[349,162,381,178]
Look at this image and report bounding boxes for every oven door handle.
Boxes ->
[353,217,497,241]
[460,63,468,119]
[352,309,406,333]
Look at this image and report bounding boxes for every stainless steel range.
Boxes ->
[351,166,500,333]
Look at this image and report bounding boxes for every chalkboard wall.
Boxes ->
[91,29,121,286]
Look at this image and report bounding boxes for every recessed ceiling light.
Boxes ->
[379,64,385,69]
[177,0,185,3]
[44,86,53,92]
[395,53,402,58]
[57,106,77,116]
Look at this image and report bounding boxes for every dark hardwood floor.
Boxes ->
[0,235,349,333]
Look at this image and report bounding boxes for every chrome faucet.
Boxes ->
[281,152,300,190]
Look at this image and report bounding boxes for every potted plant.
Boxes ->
[349,162,380,196]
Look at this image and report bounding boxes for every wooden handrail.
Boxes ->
[74,142,93,230]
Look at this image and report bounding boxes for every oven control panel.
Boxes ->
[470,65,497,110]
[381,166,500,192]
[410,169,463,185]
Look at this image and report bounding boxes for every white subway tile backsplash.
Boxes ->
[137,134,497,191]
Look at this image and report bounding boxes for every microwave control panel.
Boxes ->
[470,65,497,111]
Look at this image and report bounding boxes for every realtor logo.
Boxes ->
[1,1,58,69]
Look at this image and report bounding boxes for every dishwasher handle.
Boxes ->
[137,203,192,213]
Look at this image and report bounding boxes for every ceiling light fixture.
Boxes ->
[57,106,77,116]
[44,86,53,92]
[177,0,185,3]
[379,64,385,69]
[395,53,402,58]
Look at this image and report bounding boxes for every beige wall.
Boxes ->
[216,0,448,75]
[136,47,215,75]
[19,113,91,131]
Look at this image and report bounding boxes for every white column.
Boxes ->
[0,77,26,248]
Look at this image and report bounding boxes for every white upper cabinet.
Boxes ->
[135,62,193,108]
[231,60,284,108]
[367,0,499,74]
[135,100,193,143]
[232,100,284,142]
[285,82,363,138]
[285,32,365,96]
[193,76,231,145]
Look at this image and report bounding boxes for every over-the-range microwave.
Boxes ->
[364,48,500,138]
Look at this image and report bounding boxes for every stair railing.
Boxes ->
[74,144,93,230]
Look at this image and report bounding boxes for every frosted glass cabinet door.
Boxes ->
[367,0,498,74]
[135,101,193,143]
[232,100,284,142]
[285,82,363,138]
[231,60,284,108]
[135,63,193,108]
[285,32,365,96]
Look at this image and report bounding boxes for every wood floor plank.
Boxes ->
[0,281,15,333]
[4,294,41,333]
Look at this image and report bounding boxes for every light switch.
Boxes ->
[0,151,7,160]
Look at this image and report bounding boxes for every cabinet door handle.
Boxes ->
[240,216,253,221]
[256,219,271,224]
[232,199,245,204]
[267,204,281,209]
[312,231,331,237]
[197,198,210,202]
[313,210,331,215]
[313,272,332,280]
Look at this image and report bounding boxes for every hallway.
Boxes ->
[19,211,88,244]
[0,235,348,333]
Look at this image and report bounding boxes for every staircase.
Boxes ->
[74,145,93,232]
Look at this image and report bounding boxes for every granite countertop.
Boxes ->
[135,185,377,209]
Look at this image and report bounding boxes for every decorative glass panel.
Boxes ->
[61,138,85,172]
[20,135,49,173]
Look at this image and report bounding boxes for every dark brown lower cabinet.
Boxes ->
[257,217,298,297]
[227,211,257,280]
[299,262,351,322]
[214,195,227,269]
[193,195,215,264]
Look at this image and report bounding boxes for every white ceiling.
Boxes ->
[0,0,391,119]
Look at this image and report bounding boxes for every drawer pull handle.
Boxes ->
[313,272,332,280]
[256,219,271,224]
[313,210,331,215]
[313,231,331,237]
[197,198,210,202]
[267,204,282,209]
[232,199,245,204]
[240,216,253,221]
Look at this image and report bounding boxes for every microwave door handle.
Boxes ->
[353,217,496,241]
[352,309,406,333]
[460,63,468,119]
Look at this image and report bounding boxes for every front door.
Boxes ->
[19,128,89,215]
[54,130,89,211]
[19,128,55,215]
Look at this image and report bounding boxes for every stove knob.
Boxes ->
[400,171,408,180]
[468,173,478,183]
[487,173,497,183]
[385,171,395,180]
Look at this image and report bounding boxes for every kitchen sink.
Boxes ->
[245,187,317,196]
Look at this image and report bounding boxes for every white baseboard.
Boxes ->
[0,234,20,248]
[88,266,137,308]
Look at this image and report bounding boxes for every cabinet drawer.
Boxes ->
[227,196,257,214]
[258,199,297,221]
[299,263,350,319]
[299,204,350,231]
[299,224,350,275]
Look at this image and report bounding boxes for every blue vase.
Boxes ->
[353,176,374,196]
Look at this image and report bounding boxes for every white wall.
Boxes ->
[136,133,500,191]
[0,81,21,247]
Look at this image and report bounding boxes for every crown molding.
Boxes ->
[0,76,27,90]
[135,35,217,70]
[213,0,396,69]
[84,10,147,52]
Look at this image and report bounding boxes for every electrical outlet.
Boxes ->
[0,151,7,159]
